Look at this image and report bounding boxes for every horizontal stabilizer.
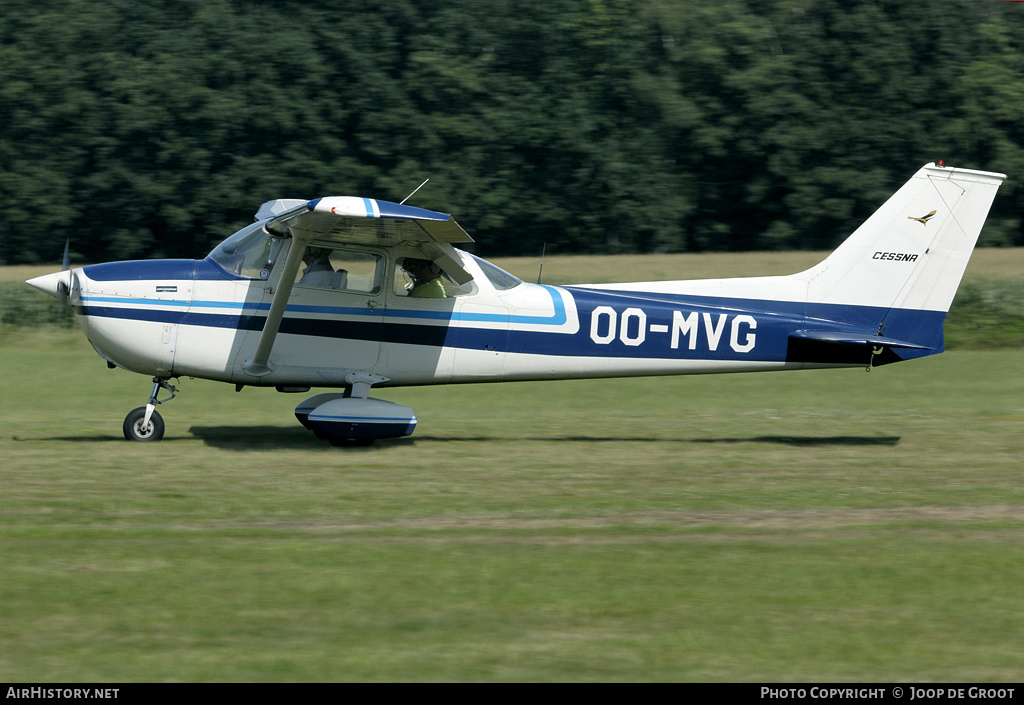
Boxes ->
[789,329,933,350]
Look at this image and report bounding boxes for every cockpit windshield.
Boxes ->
[207,222,287,280]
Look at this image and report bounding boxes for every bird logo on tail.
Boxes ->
[908,210,936,225]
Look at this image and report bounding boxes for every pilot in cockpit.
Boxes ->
[299,247,336,287]
[402,258,447,298]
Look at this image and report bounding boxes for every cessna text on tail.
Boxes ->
[27,162,1006,445]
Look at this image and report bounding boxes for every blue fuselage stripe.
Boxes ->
[73,254,946,365]
[79,284,568,326]
[75,296,944,364]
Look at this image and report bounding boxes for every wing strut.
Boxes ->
[242,235,311,377]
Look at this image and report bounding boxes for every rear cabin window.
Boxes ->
[296,247,383,294]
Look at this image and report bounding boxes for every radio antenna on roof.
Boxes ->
[400,178,430,205]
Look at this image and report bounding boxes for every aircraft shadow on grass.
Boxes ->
[14,427,306,447]
[433,435,901,447]
[15,428,899,449]
[186,427,901,449]
[187,425,328,450]
[691,435,901,447]
[13,434,192,443]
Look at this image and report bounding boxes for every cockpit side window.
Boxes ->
[208,222,285,280]
[394,257,473,298]
[296,246,383,294]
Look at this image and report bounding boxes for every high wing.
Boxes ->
[243,197,473,377]
[258,197,473,246]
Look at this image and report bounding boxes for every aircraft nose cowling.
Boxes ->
[26,270,72,299]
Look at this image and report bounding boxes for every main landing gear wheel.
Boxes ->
[123,407,165,441]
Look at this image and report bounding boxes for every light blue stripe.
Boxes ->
[381,285,568,327]
[82,296,266,311]
[83,285,570,327]
[362,198,375,217]
[80,295,191,307]
[83,296,366,316]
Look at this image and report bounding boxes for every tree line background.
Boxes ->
[2,0,1023,266]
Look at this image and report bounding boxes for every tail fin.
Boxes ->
[795,163,1005,352]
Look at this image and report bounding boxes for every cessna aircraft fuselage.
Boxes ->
[27,163,1006,444]
[67,253,925,387]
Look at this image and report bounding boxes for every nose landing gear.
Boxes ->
[123,377,177,441]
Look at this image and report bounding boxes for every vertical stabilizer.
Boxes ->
[792,164,1005,351]
[798,163,1005,313]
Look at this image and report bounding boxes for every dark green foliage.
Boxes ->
[0,283,73,327]
[2,0,1023,265]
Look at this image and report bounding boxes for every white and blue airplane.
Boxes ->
[27,162,1005,445]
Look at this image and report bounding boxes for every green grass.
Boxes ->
[1,330,1022,681]
[945,279,1024,349]
[3,250,1022,680]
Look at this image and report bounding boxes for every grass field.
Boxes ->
[1,251,1023,681]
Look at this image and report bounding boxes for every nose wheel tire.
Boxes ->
[123,407,165,442]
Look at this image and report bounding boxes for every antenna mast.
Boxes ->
[400,179,430,205]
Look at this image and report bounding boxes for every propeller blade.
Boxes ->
[59,238,70,326]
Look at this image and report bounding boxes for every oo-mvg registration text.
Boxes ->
[7,689,119,700]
